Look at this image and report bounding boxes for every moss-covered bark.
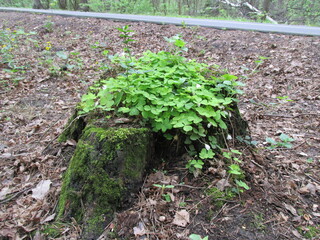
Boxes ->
[57,125,151,240]
[58,111,86,142]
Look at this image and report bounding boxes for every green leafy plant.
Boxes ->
[228,164,250,192]
[186,159,204,177]
[236,135,258,146]
[189,233,209,240]
[153,184,174,200]
[164,34,188,53]
[252,213,266,231]
[266,133,294,149]
[276,95,293,102]
[80,36,243,161]
[162,193,173,202]
[297,225,320,239]
[0,28,36,89]
[80,30,248,194]
[0,28,36,68]
[43,20,54,33]
[223,149,242,163]
[242,56,269,79]
[206,187,236,208]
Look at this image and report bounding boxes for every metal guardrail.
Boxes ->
[0,7,320,36]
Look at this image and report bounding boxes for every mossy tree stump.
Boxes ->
[57,123,151,239]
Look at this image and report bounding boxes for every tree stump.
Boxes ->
[57,123,152,239]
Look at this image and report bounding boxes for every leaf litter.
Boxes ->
[0,12,319,239]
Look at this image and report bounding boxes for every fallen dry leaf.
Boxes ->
[283,203,298,216]
[172,210,190,227]
[133,222,146,236]
[216,179,231,191]
[0,187,11,200]
[40,213,56,224]
[31,180,52,200]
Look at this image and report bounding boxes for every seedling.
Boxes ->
[186,159,204,177]
[153,184,174,194]
[266,133,294,149]
[276,95,293,102]
[43,20,54,33]
[162,193,173,202]
[228,164,250,192]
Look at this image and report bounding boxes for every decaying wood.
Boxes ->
[219,0,278,24]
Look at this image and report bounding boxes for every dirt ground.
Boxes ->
[0,12,319,240]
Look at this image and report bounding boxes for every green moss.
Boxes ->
[206,187,236,208]
[58,111,86,142]
[298,225,320,239]
[41,222,65,238]
[57,125,151,239]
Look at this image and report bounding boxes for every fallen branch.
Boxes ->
[0,187,32,204]
[219,0,278,24]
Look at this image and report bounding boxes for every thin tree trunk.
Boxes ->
[80,0,89,11]
[178,0,182,15]
[263,0,271,13]
[33,0,44,9]
[58,0,67,9]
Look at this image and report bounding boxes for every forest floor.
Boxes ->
[0,12,319,240]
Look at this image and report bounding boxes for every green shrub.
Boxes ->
[80,35,244,162]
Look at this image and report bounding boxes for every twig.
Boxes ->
[0,187,32,204]
[174,184,205,189]
[210,203,228,222]
[42,114,86,154]
[304,173,320,185]
[262,113,320,118]
[38,114,64,142]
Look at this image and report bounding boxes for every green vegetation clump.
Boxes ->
[297,225,320,239]
[80,35,244,158]
[78,32,249,192]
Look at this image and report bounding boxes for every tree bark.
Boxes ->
[33,0,44,9]
[57,124,152,239]
[58,0,67,10]
[263,0,271,13]
[80,0,90,11]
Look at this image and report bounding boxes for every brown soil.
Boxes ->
[0,12,319,240]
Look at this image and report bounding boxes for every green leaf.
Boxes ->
[282,142,293,148]
[129,107,139,116]
[118,107,130,113]
[266,137,277,145]
[81,92,96,101]
[56,51,68,59]
[235,180,250,190]
[219,120,227,129]
[279,133,294,142]
[183,125,193,132]
[174,39,186,48]
[228,164,242,175]
[231,149,242,155]
[189,234,208,240]
[199,148,215,159]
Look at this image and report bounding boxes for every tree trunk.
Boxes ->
[178,0,182,15]
[263,0,271,13]
[79,0,89,11]
[58,0,67,9]
[33,0,44,9]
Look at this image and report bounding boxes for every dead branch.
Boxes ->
[219,0,278,24]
